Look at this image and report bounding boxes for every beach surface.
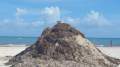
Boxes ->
[0,45,120,67]
[0,45,28,67]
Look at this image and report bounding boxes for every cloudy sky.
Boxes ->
[0,0,120,37]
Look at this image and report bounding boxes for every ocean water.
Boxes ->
[0,36,37,45]
[0,36,120,47]
[88,38,120,46]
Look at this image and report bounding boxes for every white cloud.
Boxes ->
[15,6,61,23]
[83,10,111,27]
[10,6,61,31]
[62,16,80,24]
[16,8,27,16]
[0,8,116,36]
[41,6,61,23]
[9,8,112,29]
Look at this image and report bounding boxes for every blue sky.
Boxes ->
[0,0,120,37]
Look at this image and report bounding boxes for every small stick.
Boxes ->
[110,40,112,47]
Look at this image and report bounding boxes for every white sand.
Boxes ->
[99,47,120,67]
[0,45,28,67]
[98,47,120,59]
[0,46,120,67]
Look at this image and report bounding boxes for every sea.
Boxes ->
[0,36,120,47]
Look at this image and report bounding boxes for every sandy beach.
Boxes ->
[0,45,28,67]
[0,45,120,67]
